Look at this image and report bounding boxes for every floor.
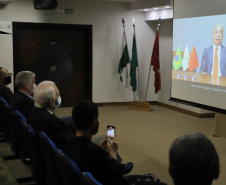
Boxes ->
[1,105,226,185]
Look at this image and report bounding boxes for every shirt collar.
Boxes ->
[34,102,53,114]
[213,44,221,50]
[18,90,33,99]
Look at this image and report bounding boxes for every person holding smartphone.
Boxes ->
[64,100,163,185]
[64,100,125,185]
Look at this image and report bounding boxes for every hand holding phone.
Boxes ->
[107,125,115,142]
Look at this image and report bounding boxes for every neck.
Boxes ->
[76,130,92,140]
[19,87,31,96]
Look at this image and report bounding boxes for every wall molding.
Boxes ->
[96,101,215,118]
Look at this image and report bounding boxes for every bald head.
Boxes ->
[169,132,219,185]
[212,24,224,47]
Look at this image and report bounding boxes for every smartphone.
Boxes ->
[107,125,115,141]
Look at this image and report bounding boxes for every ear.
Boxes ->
[49,98,55,106]
[94,119,99,124]
[24,82,29,87]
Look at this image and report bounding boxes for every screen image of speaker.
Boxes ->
[33,0,58,10]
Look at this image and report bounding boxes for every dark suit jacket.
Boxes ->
[27,107,74,150]
[199,44,226,76]
[11,91,34,118]
[0,84,13,105]
[64,136,124,185]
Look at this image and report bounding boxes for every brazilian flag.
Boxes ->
[173,45,182,70]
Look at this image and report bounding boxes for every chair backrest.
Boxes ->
[53,149,102,185]
[0,102,15,143]
[22,123,46,185]
[15,110,27,123]
[82,172,103,185]
[9,110,24,155]
[53,149,83,185]
[60,116,73,125]
[14,111,31,165]
[0,97,10,107]
[38,131,62,185]
[60,116,76,132]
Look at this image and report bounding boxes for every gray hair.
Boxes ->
[15,71,35,89]
[34,81,56,108]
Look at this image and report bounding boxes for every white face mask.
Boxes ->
[31,84,36,94]
[53,95,61,108]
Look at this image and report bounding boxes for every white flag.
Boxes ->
[118,30,130,86]
[182,45,190,71]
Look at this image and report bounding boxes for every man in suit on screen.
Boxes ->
[199,24,226,77]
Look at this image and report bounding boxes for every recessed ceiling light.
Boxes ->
[165,6,171,8]
[154,7,159,10]
[144,9,149,11]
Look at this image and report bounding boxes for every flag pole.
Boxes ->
[122,18,128,52]
[127,18,152,112]
[133,17,140,101]
[145,63,152,101]
[145,18,161,101]
[122,18,126,51]
[121,18,130,87]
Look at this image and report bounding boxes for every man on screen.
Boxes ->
[199,24,226,77]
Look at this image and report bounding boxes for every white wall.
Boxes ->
[0,0,208,113]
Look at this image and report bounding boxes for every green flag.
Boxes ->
[130,33,138,92]
[173,45,182,70]
[118,30,130,85]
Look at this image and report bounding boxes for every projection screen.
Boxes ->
[170,0,226,113]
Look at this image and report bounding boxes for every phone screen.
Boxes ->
[107,126,115,138]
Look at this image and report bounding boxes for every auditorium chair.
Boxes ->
[15,110,31,165]
[38,131,63,185]
[22,122,46,185]
[0,97,13,142]
[53,149,102,185]
[9,110,27,158]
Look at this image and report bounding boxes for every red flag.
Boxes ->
[188,45,199,71]
[151,31,161,94]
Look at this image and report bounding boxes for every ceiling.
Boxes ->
[72,0,172,11]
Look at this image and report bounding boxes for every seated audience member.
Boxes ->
[64,100,161,185]
[64,100,124,185]
[27,81,74,150]
[169,131,220,185]
[0,67,13,104]
[11,71,36,118]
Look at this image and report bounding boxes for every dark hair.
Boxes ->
[72,100,98,131]
[169,132,220,185]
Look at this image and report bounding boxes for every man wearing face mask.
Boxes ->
[11,71,36,118]
[0,67,13,104]
[27,81,74,150]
